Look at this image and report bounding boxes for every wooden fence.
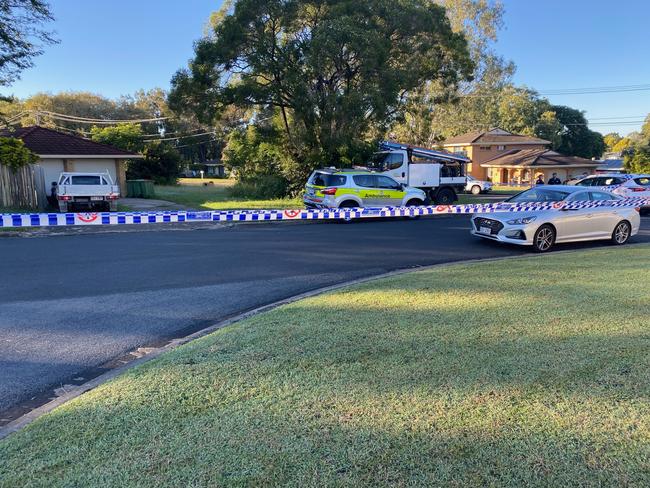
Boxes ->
[0,164,46,210]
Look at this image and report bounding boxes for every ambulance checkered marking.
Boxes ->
[1,198,648,228]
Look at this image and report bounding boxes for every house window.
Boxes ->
[466,163,473,172]
[497,145,506,151]
[479,146,491,150]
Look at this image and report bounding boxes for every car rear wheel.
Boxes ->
[611,221,631,245]
[471,185,481,195]
[533,224,555,252]
[337,201,358,223]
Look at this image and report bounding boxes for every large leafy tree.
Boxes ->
[624,113,650,173]
[391,0,514,145]
[169,0,473,186]
[0,0,57,87]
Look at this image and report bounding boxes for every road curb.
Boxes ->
[1,244,648,440]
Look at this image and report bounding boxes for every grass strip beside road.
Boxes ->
[1,247,649,486]
[155,179,302,210]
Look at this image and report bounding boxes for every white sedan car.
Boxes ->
[465,175,492,195]
[471,185,641,252]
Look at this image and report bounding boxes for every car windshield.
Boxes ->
[366,152,402,171]
[506,188,571,203]
[309,172,346,187]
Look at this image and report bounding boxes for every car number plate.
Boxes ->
[91,196,104,201]
[479,226,492,235]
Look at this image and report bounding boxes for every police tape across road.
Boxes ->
[1,198,649,228]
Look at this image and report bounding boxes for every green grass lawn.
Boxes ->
[2,247,649,485]
[155,179,303,210]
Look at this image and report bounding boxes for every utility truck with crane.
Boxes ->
[363,141,470,204]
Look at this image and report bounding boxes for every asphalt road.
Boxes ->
[1,215,649,422]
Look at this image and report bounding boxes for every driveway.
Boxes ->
[1,214,649,423]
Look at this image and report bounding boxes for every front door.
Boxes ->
[375,176,406,206]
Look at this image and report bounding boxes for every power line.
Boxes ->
[143,131,215,143]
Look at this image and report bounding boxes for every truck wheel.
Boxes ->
[434,188,455,205]
[471,185,481,195]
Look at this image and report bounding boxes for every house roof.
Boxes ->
[442,128,551,146]
[480,149,601,169]
[596,158,624,172]
[0,126,141,158]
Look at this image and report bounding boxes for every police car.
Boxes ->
[304,169,427,209]
[574,173,650,210]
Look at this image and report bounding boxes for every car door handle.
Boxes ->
[401,172,405,178]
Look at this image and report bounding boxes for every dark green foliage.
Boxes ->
[0,136,38,170]
[0,0,57,86]
[90,124,145,153]
[170,0,474,187]
[228,174,289,200]
[551,105,605,159]
[128,143,183,185]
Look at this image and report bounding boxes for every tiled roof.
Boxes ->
[0,126,140,157]
[480,149,601,168]
[443,128,550,146]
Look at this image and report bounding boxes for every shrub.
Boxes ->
[0,137,38,170]
[127,143,182,185]
[228,174,289,200]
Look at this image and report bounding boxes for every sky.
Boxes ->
[5,0,650,136]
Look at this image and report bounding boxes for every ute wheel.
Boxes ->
[611,220,631,245]
[532,224,555,253]
[434,188,455,205]
[471,185,482,195]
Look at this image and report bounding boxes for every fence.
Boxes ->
[0,164,46,210]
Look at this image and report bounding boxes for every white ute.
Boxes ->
[55,172,120,212]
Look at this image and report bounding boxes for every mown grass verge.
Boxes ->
[1,247,649,486]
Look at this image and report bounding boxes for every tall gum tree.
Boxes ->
[169,0,474,184]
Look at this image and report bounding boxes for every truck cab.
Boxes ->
[365,141,469,204]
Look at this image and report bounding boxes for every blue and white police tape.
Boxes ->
[1,198,648,228]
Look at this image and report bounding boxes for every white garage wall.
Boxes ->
[37,159,65,187]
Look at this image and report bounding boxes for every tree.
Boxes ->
[170,0,473,188]
[90,124,144,153]
[128,143,182,185]
[551,105,605,159]
[624,144,650,173]
[603,132,622,152]
[0,0,57,87]
[391,0,514,145]
[0,136,38,170]
[612,137,633,153]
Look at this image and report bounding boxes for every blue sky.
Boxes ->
[5,0,649,136]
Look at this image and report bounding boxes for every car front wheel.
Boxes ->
[533,224,555,252]
[611,221,631,245]
[471,185,481,195]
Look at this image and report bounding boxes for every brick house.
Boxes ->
[480,149,601,185]
[0,126,141,197]
[441,128,550,181]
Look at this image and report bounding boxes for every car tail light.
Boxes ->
[321,187,337,196]
[57,195,72,201]
[106,194,119,200]
[631,187,646,192]
[634,207,641,212]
